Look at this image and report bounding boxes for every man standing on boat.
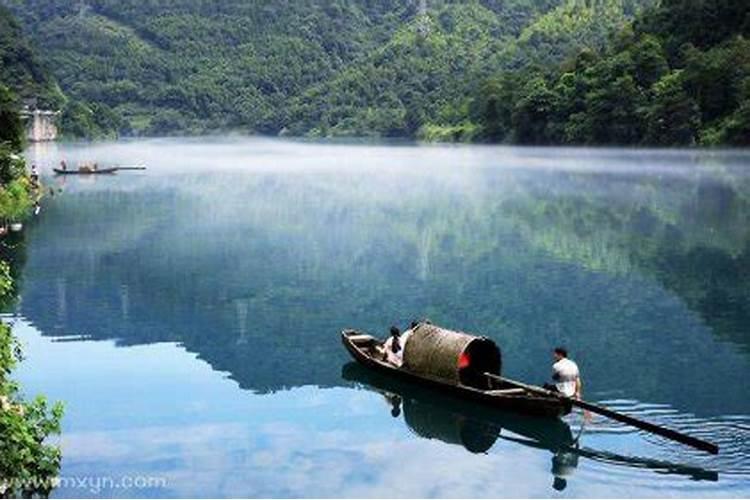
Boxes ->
[547,347,582,399]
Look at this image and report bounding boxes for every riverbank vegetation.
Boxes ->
[0,85,37,225]
[0,218,63,499]
[0,264,64,497]
[2,0,748,145]
[0,75,63,498]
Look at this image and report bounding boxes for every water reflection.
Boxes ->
[343,362,720,488]
[343,362,575,453]
[13,139,750,495]
[21,146,750,411]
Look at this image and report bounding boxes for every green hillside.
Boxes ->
[3,0,650,138]
[471,0,750,146]
[5,0,744,145]
[4,0,419,135]
[0,4,63,108]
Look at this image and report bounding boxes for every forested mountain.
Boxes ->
[4,0,428,135]
[2,0,747,145]
[0,4,62,108]
[289,0,651,139]
[472,0,750,145]
[1,4,121,138]
[3,0,651,139]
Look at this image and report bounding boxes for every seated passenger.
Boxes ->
[382,326,403,367]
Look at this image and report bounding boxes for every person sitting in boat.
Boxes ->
[60,160,68,171]
[545,347,582,399]
[381,326,404,367]
[30,164,39,182]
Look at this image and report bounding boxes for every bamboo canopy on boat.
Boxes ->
[403,323,502,388]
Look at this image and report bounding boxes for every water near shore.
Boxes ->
[10,138,750,497]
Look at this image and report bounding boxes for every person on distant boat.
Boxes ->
[60,160,67,171]
[30,164,39,182]
[545,347,582,399]
[382,326,404,367]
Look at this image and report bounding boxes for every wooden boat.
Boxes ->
[342,328,571,418]
[53,167,118,175]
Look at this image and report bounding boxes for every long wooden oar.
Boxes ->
[485,373,719,455]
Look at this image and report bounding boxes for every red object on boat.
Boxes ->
[458,352,471,369]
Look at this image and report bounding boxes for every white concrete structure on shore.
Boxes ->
[20,108,60,142]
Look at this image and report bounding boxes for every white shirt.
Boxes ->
[383,329,414,367]
[553,358,580,397]
[383,336,403,367]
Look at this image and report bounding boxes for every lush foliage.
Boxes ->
[4,0,651,139]
[472,0,750,146]
[0,91,62,495]
[0,260,64,498]
[0,5,63,109]
[0,84,36,223]
[3,0,746,145]
[1,5,120,139]
[0,85,23,151]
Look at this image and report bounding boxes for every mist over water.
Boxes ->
[10,138,750,497]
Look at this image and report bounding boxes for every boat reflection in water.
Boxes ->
[343,362,579,490]
[342,363,718,492]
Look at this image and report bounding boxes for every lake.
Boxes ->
[7,138,750,497]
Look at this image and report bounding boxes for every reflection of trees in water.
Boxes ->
[15,164,750,412]
[503,169,750,353]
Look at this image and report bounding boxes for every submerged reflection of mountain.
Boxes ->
[342,363,718,490]
[17,165,750,413]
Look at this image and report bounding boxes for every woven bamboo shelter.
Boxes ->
[403,323,502,389]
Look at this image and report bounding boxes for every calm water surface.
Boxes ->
[7,138,750,497]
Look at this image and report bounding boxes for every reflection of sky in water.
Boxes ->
[12,138,750,497]
[13,319,748,498]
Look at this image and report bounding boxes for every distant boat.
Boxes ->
[53,167,118,175]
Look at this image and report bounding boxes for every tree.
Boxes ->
[473,76,518,142]
[512,76,557,144]
[644,71,701,145]
[631,34,669,89]
[0,86,24,152]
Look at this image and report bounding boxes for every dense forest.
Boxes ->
[0,4,118,138]
[472,0,750,146]
[1,0,748,145]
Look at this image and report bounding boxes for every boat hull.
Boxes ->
[53,168,118,175]
[341,330,570,418]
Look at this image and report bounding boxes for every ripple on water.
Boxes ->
[572,399,750,477]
